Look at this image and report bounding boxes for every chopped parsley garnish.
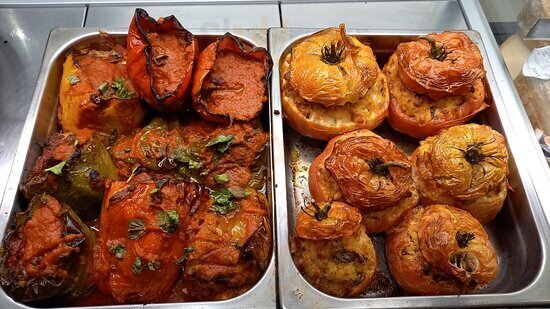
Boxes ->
[98,81,110,96]
[112,78,131,99]
[128,218,146,240]
[67,75,80,85]
[110,50,122,62]
[44,160,67,176]
[132,257,143,273]
[147,260,161,271]
[206,135,233,153]
[189,160,202,169]
[108,243,126,259]
[158,210,179,233]
[209,188,247,215]
[229,187,250,198]
[214,173,230,184]
[171,147,202,169]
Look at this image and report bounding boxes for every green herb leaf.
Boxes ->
[209,203,237,215]
[132,257,143,273]
[206,135,233,153]
[67,75,80,85]
[171,147,202,169]
[73,138,79,147]
[229,187,250,199]
[128,218,146,240]
[147,260,161,271]
[109,243,126,259]
[209,188,238,215]
[98,81,111,96]
[150,188,159,195]
[44,160,67,176]
[189,160,202,169]
[214,173,230,184]
[110,50,122,62]
[111,78,131,99]
[158,210,179,233]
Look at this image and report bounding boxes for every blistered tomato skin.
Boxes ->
[295,201,362,240]
[411,124,509,224]
[281,24,389,141]
[397,32,485,100]
[309,129,418,233]
[384,53,487,139]
[386,205,498,295]
[289,25,379,107]
[0,195,95,303]
[192,33,272,123]
[384,32,488,139]
[127,8,198,112]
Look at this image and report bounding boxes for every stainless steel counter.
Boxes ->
[0,7,85,202]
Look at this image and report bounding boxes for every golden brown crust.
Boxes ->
[411,124,509,223]
[281,25,389,141]
[309,130,418,233]
[292,225,376,297]
[396,32,485,100]
[384,53,487,139]
[386,205,498,295]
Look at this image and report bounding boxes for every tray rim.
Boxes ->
[0,27,276,309]
[268,27,550,308]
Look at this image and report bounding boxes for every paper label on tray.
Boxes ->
[523,46,550,80]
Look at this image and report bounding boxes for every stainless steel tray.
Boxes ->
[269,28,550,308]
[0,28,276,309]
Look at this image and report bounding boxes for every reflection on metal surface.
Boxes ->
[0,7,85,202]
[85,4,280,29]
[270,28,550,307]
[281,1,467,29]
[0,28,276,309]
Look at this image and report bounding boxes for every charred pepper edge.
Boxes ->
[133,8,196,104]
[194,32,273,123]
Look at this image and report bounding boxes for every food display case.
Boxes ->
[0,1,549,308]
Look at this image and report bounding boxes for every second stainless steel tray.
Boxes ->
[0,27,276,309]
[270,28,550,308]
